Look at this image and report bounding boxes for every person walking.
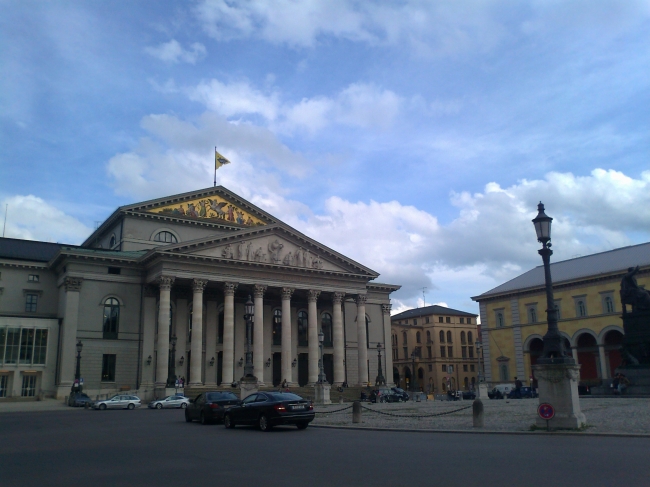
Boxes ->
[514,377,523,399]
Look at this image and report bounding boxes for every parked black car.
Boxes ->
[488,388,505,399]
[68,392,93,407]
[223,392,315,431]
[370,388,397,403]
[185,391,240,425]
[461,390,476,400]
[507,386,538,399]
[391,387,409,402]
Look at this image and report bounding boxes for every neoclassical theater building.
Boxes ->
[0,187,399,400]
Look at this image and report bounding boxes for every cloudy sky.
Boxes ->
[2,1,650,316]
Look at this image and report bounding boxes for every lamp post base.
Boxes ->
[314,383,331,405]
[239,375,259,400]
[477,382,489,399]
[533,364,586,430]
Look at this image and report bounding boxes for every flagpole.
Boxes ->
[214,146,217,187]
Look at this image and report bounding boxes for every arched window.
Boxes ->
[416,331,421,343]
[447,331,453,343]
[297,311,308,347]
[103,298,120,339]
[577,300,587,317]
[426,330,431,343]
[402,331,407,345]
[109,234,116,248]
[604,296,614,314]
[528,307,537,323]
[497,312,504,328]
[439,330,445,343]
[154,231,178,244]
[321,313,333,347]
[272,309,282,345]
[460,331,466,344]
[468,331,473,344]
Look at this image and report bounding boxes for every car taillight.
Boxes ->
[274,404,286,412]
[209,403,220,409]
[308,403,313,411]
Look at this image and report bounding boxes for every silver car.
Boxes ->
[94,394,142,410]
[148,395,190,409]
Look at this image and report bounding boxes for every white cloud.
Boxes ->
[0,195,91,244]
[187,79,280,120]
[144,39,207,64]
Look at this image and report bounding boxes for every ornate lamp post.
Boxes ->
[243,295,255,379]
[166,334,177,387]
[375,342,386,386]
[410,347,420,392]
[72,340,83,392]
[317,330,327,383]
[532,202,574,365]
[475,340,484,383]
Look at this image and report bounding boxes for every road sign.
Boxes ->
[175,379,179,388]
[80,378,84,385]
[538,403,555,420]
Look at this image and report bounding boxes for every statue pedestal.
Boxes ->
[477,382,489,399]
[240,376,259,400]
[314,383,331,405]
[533,364,585,430]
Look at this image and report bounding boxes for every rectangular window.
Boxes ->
[438,317,443,323]
[28,274,39,282]
[446,317,451,323]
[440,346,446,358]
[428,364,433,372]
[403,347,408,360]
[601,293,615,314]
[0,375,7,398]
[25,294,38,312]
[21,375,36,397]
[101,354,116,382]
[471,364,476,372]
[425,317,429,323]
[461,346,467,358]
[468,347,474,358]
[108,267,121,275]
[467,318,472,325]
[4,328,20,364]
[19,328,35,364]
[413,319,418,325]
[403,320,408,325]
[33,329,48,365]
[554,300,562,319]
[427,346,432,358]
[526,304,538,323]
[460,318,464,324]
[448,346,453,358]
[463,364,468,372]
[574,296,588,317]
[0,327,5,363]
[442,365,447,372]
[495,309,505,328]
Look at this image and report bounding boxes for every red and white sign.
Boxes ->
[538,403,555,420]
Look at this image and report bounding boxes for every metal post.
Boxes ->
[318,337,326,383]
[167,335,177,387]
[375,343,386,386]
[244,312,254,378]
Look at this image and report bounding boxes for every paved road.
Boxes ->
[1,408,648,487]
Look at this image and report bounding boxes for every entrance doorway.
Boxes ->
[298,353,308,386]
[272,352,281,386]
[323,354,333,384]
[216,351,223,385]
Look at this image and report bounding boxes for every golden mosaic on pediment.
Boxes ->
[148,196,266,226]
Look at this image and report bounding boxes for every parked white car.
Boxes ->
[148,395,190,409]
[94,394,142,410]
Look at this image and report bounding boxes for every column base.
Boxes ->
[533,364,586,430]
[314,383,331,405]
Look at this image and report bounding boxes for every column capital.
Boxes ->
[382,304,392,315]
[192,279,208,293]
[332,292,345,304]
[281,287,294,300]
[253,284,267,298]
[157,276,175,290]
[307,290,321,303]
[356,294,367,306]
[64,277,83,292]
[223,282,238,296]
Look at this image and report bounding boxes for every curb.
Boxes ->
[309,424,650,438]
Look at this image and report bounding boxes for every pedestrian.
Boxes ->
[618,373,630,395]
[612,373,620,394]
[514,376,523,399]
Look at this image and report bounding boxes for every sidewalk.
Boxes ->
[0,398,72,413]
[311,397,650,435]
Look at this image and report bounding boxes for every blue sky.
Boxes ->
[2,1,650,316]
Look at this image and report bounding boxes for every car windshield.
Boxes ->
[266,392,303,401]
[206,392,238,401]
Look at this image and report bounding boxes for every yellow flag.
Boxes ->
[215,150,231,169]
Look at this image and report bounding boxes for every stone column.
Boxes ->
[155,276,174,389]
[382,304,394,386]
[281,287,294,386]
[189,279,208,386]
[356,294,368,386]
[598,344,609,380]
[253,285,267,385]
[57,277,83,399]
[222,282,237,385]
[332,292,345,386]
[140,286,158,394]
[204,300,218,387]
[308,290,321,385]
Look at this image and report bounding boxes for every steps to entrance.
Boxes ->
[183,384,369,402]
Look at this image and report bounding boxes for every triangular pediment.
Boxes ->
[123,187,276,228]
[157,225,378,277]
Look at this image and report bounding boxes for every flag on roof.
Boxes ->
[215,150,231,169]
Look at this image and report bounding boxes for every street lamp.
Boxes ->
[243,295,255,378]
[375,342,386,386]
[317,330,327,383]
[475,340,484,384]
[72,340,83,392]
[410,347,420,392]
[167,335,177,387]
[532,202,574,364]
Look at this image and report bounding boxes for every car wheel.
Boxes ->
[224,414,235,429]
[259,414,272,432]
[156,403,163,409]
[200,412,210,425]
[99,404,107,410]
[180,403,187,409]
[128,403,135,410]
[185,410,192,422]
[296,422,308,430]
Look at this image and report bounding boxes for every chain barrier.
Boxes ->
[314,405,354,415]
[359,403,472,418]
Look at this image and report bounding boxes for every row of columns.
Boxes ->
[154,276,384,389]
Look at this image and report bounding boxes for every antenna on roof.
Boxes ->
[2,204,7,238]
[422,287,427,308]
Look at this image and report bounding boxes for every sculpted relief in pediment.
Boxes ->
[194,237,338,271]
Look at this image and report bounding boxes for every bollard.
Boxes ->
[473,398,484,428]
[339,394,343,404]
[352,400,362,423]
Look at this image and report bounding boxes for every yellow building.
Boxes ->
[472,242,650,390]
[391,305,478,393]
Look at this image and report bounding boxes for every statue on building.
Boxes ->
[283,252,294,266]
[268,239,284,264]
[237,241,246,260]
[620,266,650,313]
[253,247,265,262]
[222,244,233,259]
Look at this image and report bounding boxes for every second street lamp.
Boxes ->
[317,330,326,383]
[243,295,255,379]
[72,340,83,392]
[375,342,386,386]
[167,335,177,387]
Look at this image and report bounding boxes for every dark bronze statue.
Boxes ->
[620,266,650,313]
